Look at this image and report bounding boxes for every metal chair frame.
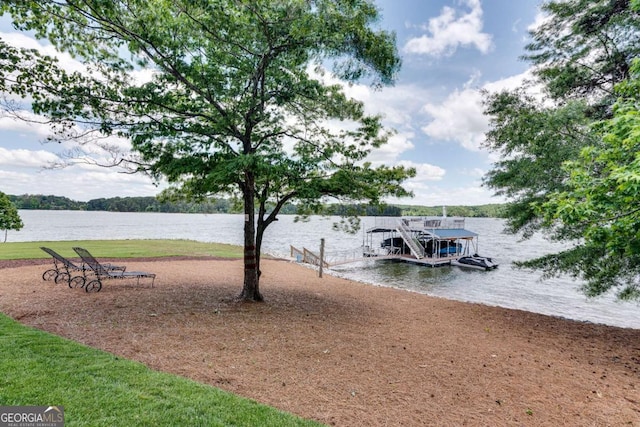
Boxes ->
[73,247,156,293]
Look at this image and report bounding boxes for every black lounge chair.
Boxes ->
[40,246,125,289]
[72,247,156,293]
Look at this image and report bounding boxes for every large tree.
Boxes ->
[483,0,640,299]
[0,191,23,243]
[0,0,414,301]
[531,60,640,300]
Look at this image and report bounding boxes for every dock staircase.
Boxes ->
[396,220,425,259]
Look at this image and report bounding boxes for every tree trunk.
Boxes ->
[255,217,265,282]
[239,173,263,302]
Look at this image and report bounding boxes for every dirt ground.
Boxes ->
[0,258,639,426]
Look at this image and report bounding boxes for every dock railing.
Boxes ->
[368,216,466,231]
[290,245,329,268]
[291,245,397,267]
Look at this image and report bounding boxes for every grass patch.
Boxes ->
[0,239,243,260]
[0,314,322,426]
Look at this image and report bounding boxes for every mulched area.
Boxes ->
[0,259,51,269]
[1,258,639,426]
[0,256,226,269]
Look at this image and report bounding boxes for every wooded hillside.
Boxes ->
[8,194,505,217]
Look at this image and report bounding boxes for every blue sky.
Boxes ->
[0,0,542,205]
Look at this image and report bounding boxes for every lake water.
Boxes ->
[11,210,640,329]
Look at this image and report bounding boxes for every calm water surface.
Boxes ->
[13,210,640,329]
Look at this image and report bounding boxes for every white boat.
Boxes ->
[451,254,498,271]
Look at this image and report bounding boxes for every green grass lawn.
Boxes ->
[0,239,317,426]
[0,314,321,427]
[0,239,244,260]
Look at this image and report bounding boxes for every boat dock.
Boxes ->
[291,216,493,269]
[362,216,479,267]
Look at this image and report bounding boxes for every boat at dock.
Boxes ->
[451,255,498,270]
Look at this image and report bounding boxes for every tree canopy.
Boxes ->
[0,191,23,243]
[0,0,414,300]
[529,60,640,300]
[524,0,640,115]
[483,0,640,299]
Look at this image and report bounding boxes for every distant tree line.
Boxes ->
[9,194,86,210]
[8,194,238,213]
[85,197,234,213]
[324,203,403,217]
[8,194,506,218]
[398,204,506,218]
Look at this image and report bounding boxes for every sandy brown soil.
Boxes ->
[0,258,639,426]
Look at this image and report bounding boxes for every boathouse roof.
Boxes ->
[422,229,478,239]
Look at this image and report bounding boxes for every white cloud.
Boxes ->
[0,147,59,168]
[460,167,485,178]
[367,131,415,162]
[366,157,446,205]
[421,86,487,151]
[390,183,504,207]
[370,158,445,182]
[483,69,536,93]
[379,159,450,205]
[0,169,39,191]
[309,65,433,130]
[400,160,446,182]
[403,0,493,57]
[0,162,162,200]
[346,83,429,128]
[0,108,137,163]
[421,70,536,151]
[0,114,52,139]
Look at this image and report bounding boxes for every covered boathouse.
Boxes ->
[362,216,480,267]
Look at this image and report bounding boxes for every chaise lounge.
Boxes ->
[72,247,156,293]
[40,246,125,289]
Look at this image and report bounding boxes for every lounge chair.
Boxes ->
[40,246,125,289]
[72,247,156,293]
